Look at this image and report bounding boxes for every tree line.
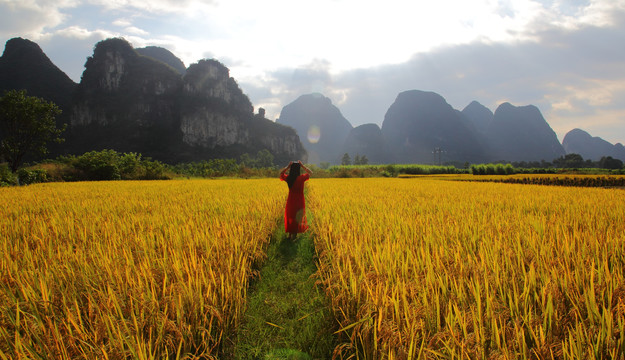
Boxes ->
[1,90,623,186]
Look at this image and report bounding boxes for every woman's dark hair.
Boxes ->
[286,162,301,188]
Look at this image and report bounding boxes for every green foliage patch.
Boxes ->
[235,227,336,359]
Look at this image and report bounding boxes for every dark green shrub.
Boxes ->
[0,164,17,186]
[505,164,515,175]
[17,168,48,185]
[75,150,121,180]
[142,159,167,180]
[118,152,143,179]
[384,165,398,177]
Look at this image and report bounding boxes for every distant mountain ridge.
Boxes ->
[279,92,620,165]
[562,128,625,161]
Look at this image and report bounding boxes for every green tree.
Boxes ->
[0,90,64,172]
[255,149,274,168]
[239,153,254,167]
[553,153,584,168]
[599,156,624,170]
[341,153,351,165]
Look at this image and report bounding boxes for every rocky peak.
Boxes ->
[0,37,76,110]
[183,59,252,112]
[486,102,564,162]
[381,90,485,163]
[78,38,183,96]
[462,100,493,134]
[562,128,625,161]
[136,46,186,75]
[2,37,46,60]
[277,93,353,164]
[69,38,185,159]
[79,38,138,92]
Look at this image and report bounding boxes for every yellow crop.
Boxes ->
[0,179,283,359]
[3,176,624,359]
[309,178,625,359]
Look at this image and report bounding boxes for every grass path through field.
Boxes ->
[234,224,336,359]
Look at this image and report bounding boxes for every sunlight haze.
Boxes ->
[1,0,624,144]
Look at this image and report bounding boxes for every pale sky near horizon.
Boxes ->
[1,0,624,145]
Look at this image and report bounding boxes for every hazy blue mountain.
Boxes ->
[462,100,493,134]
[277,93,353,164]
[342,123,390,164]
[381,90,486,164]
[136,46,186,75]
[562,128,625,161]
[486,102,565,162]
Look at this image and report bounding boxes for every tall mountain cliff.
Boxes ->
[562,128,625,161]
[179,59,305,162]
[67,38,304,163]
[342,123,390,164]
[486,103,565,162]
[0,37,304,165]
[70,38,184,160]
[381,90,485,163]
[277,93,352,164]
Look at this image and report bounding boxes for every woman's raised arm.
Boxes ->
[280,161,293,176]
[298,160,313,175]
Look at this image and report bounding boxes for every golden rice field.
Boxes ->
[2,176,625,359]
[308,178,625,359]
[0,179,283,359]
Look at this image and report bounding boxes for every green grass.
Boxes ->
[235,225,336,359]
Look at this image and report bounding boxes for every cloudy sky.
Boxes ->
[1,0,624,144]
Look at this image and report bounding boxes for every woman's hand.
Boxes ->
[298,160,313,175]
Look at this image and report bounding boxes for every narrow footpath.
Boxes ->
[235,225,336,359]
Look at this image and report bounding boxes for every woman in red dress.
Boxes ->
[279,160,313,240]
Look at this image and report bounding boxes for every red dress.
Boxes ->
[280,173,310,234]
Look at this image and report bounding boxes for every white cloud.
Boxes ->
[88,0,216,15]
[124,26,148,36]
[51,25,115,40]
[0,0,75,38]
[112,18,132,27]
